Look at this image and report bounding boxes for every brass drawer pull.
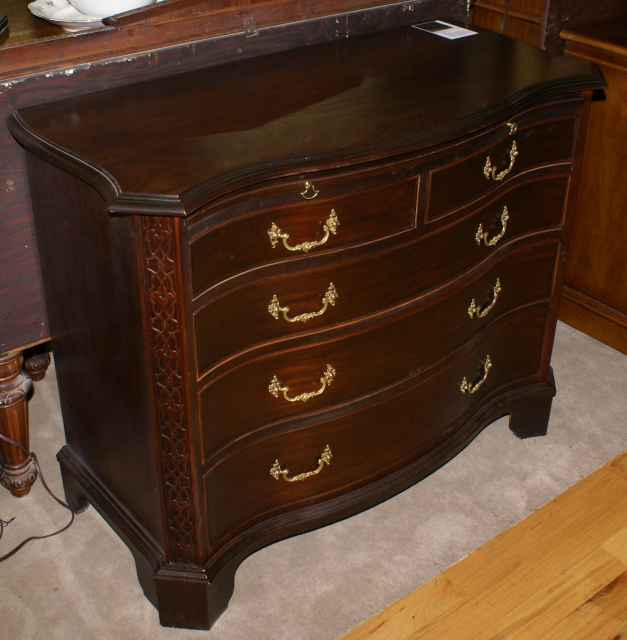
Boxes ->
[468,279,501,319]
[300,181,320,200]
[484,140,518,181]
[268,283,338,323]
[269,364,336,403]
[268,210,339,253]
[476,206,509,247]
[270,445,333,482]
[460,355,492,394]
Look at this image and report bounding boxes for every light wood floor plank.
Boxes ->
[341,451,627,640]
[602,528,627,565]
[600,618,627,640]
[591,570,627,621]
[535,601,620,640]
[405,544,626,640]
[471,548,626,640]
[339,577,466,640]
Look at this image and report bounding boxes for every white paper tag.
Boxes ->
[412,21,478,40]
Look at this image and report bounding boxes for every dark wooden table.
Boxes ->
[0,0,467,495]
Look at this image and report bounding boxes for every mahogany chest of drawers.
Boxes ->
[8,25,604,629]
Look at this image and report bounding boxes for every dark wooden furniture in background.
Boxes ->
[9,25,602,628]
[558,15,627,355]
[0,0,467,496]
[470,0,549,48]
[469,0,627,53]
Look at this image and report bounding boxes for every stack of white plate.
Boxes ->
[28,0,104,30]
[28,0,160,30]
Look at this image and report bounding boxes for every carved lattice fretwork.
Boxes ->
[140,216,197,567]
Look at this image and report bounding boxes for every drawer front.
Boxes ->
[204,310,548,543]
[199,240,557,458]
[427,117,576,219]
[190,178,418,295]
[194,176,568,373]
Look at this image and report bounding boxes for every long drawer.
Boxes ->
[194,175,568,373]
[204,309,549,544]
[199,239,558,458]
[190,177,419,295]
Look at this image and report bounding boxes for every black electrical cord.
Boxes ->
[0,432,74,563]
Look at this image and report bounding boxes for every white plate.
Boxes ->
[28,0,104,30]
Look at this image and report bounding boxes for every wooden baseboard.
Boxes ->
[559,287,627,356]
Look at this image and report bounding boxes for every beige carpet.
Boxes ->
[1,321,626,640]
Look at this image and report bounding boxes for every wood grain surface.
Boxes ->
[469,0,627,53]
[193,175,568,372]
[0,0,462,355]
[199,241,558,458]
[9,27,603,209]
[204,310,549,544]
[558,16,627,355]
[14,24,602,630]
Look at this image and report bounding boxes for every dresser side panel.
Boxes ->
[24,153,164,546]
[539,94,592,378]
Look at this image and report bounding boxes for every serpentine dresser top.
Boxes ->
[8,24,604,629]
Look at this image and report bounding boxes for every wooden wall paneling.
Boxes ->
[558,19,627,355]
[545,0,627,54]
[470,0,627,53]
[470,0,546,48]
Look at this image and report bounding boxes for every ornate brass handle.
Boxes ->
[476,206,509,247]
[268,210,339,253]
[460,355,492,394]
[507,122,517,136]
[270,445,333,482]
[300,181,320,200]
[484,140,518,181]
[268,283,338,323]
[269,364,336,403]
[468,279,501,319]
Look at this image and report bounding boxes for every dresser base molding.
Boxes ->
[57,447,164,610]
[559,287,627,356]
[57,373,555,630]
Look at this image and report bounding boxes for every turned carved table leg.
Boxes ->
[0,351,37,497]
[23,349,52,382]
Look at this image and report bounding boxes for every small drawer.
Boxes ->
[190,177,418,294]
[427,117,576,220]
[203,309,548,543]
[194,175,568,373]
[199,239,558,458]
